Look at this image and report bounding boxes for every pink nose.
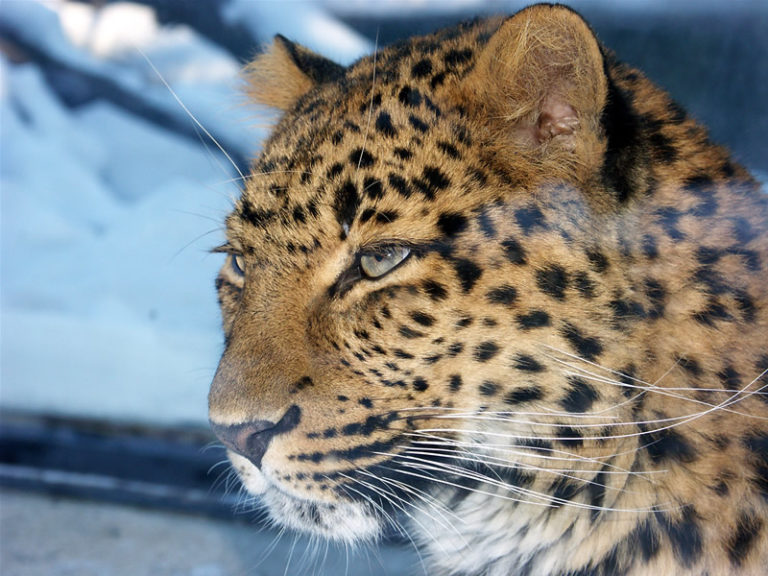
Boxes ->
[210,405,301,468]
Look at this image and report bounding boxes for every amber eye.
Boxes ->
[231,254,245,277]
[360,246,411,279]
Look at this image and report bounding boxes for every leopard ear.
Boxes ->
[458,5,608,176]
[245,35,345,111]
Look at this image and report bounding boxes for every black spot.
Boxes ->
[410,311,435,327]
[601,75,641,202]
[561,323,603,361]
[515,206,547,235]
[239,203,275,228]
[399,325,424,339]
[486,285,518,306]
[398,85,422,107]
[728,513,763,566]
[498,466,534,488]
[422,280,447,301]
[479,380,499,396]
[560,377,598,413]
[517,310,550,330]
[514,354,545,373]
[388,173,411,198]
[359,397,373,409]
[743,432,768,500]
[350,148,375,168]
[586,466,609,522]
[501,238,527,265]
[644,278,666,318]
[359,208,376,224]
[693,299,733,326]
[551,477,581,506]
[333,180,359,227]
[411,58,432,78]
[655,206,685,241]
[327,162,344,179]
[477,209,497,239]
[375,111,397,137]
[416,166,451,198]
[696,246,721,265]
[437,212,468,237]
[412,377,429,392]
[733,288,757,322]
[474,341,500,362]
[537,265,569,300]
[677,356,702,376]
[447,342,463,356]
[642,234,659,259]
[456,316,473,328]
[444,48,472,67]
[718,365,742,390]
[393,147,412,160]
[449,374,463,391]
[452,259,482,292]
[586,250,610,273]
[655,506,702,568]
[610,297,646,322]
[558,426,583,447]
[292,205,306,224]
[504,386,543,404]
[573,272,596,299]
[642,425,696,464]
[430,71,446,88]
[294,376,314,390]
[392,349,412,360]
[376,210,398,224]
[437,141,460,159]
[627,519,661,562]
[363,176,384,200]
[408,114,429,133]
[649,130,678,163]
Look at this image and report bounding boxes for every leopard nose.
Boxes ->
[210,405,302,469]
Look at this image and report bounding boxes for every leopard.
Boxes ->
[208,4,768,575]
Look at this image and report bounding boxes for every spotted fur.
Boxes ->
[209,5,768,575]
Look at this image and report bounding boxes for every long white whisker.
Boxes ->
[137,48,245,181]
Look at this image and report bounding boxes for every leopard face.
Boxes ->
[209,5,768,575]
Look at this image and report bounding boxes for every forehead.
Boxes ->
[230,56,501,252]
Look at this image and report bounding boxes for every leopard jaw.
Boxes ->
[229,452,381,543]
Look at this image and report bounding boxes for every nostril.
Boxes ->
[210,405,302,469]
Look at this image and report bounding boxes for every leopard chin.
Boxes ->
[228,452,382,543]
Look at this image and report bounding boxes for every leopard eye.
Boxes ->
[231,254,245,277]
[360,246,411,279]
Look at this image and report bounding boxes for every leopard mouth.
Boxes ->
[228,452,382,543]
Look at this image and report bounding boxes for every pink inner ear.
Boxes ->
[536,95,579,144]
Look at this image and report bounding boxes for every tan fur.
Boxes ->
[243,36,314,111]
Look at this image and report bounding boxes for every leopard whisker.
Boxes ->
[389,451,670,513]
[338,472,432,576]
[138,48,244,181]
[356,30,379,172]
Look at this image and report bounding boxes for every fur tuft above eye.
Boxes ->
[360,246,411,278]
